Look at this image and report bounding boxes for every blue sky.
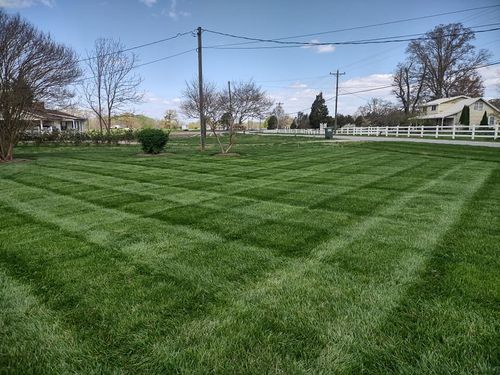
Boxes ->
[1,0,500,119]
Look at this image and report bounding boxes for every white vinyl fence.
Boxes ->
[259,124,499,140]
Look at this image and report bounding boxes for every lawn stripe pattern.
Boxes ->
[1,137,498,374]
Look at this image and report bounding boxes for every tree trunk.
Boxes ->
[0,134,14,162]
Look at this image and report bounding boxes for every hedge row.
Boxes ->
[20,129,139,145]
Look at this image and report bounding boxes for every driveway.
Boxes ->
[331,135,500,148]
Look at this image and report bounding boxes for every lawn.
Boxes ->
[1,136,499,374]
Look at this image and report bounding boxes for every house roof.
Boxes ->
[27,108,86,121]
[423,95,470,106]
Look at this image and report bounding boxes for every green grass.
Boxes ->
[1,136,499,374]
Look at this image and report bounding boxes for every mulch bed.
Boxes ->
[135,152,176,157]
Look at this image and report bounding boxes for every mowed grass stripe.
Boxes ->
[46,146,380,187]
[1,139,498,373]
[5,147,406,220]
[0,197,287,372]
[144,161,489,373]
[0,267,100,374]
[348,165,500,374]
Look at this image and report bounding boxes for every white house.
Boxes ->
[24,102,87,133]
[414,96,500,127]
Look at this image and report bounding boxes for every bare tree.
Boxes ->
[407,23,490,99]
[82,39,142,136]
[181,79,237,154]
[0,10,80,161]
[220,80,273,125]
[357,98,404,126]
[163,109,179,129]
[392,61,428,114]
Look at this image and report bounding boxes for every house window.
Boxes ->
[489,116,495,126]
[430,105,437,111]
[473,102,483,111]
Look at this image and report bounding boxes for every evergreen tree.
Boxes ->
[480,111,488,126]
[459,105,470,125]
[309,92,329,129]
[290,118,298,129]
[267,115,278,130]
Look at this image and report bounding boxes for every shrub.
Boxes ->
[20,128,140,145]
[480,111,488,126]
[459,105,470,125]
[137,128,169,154]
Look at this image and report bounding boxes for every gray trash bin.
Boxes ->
[325,127,334,139]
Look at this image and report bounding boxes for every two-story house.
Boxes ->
[414,96,500,127]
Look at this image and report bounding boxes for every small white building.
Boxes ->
[414,96,500,126]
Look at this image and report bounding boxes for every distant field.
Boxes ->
[1,136,499,374]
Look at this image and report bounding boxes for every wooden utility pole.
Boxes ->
[330,70,345,130]
[197,27,206,150]
[228,81,233,122]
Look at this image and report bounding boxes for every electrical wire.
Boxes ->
[203,4,500,49]
[77,30,195,63]
[203,25,500,49]
[73,48,197,84]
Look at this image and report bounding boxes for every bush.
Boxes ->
[20,128,140,146]
[137,128,169,154]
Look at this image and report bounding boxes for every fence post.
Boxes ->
[471,125,475,140]
[420,124,424,138]
[407,125,411,137]
[396,125,399,137]
[452,123,456,140]
[494,124,498,140]
[435,124,439,139]
[385,126,388,136]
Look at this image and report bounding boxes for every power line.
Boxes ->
[257,75,330,83]
[203,25,500,50]
[73,48,197,84]
[203,5,500,50]
[77,30,195,63]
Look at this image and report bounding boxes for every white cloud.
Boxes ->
[289,82,308,89]
[302,39,335,54]
[480,66,500,98]
[135,92,183,119]
[316,45,335,53]
[0,0,54,8]
[139,0,157,7]
[162,0,190,19]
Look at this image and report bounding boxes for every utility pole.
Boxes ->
[197,27,206,150]
[228,81,233,132]
[228,81,232,121]
[330,70,345,130]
